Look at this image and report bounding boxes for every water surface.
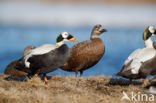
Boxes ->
[0,25,153,77]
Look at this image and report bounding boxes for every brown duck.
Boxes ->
[4,46,35,76]
[61,24,107,77]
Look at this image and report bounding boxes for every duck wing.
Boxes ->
[68,38,104,69]
[24,44,56,68]
[26,44,69,74]
[121,48,156,75]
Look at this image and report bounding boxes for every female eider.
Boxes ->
[61,24,107,77]
[116,26,156,86]
[4,46,35,76]
[15,32,78,84]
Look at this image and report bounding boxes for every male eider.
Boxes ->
[4,46,35,76]
[15,32,78,84]
[116,26,156,86]
[61,24,107,77]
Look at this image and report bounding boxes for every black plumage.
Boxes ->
[17,44,69,75]
[15,32,78,83]
[116,26,156,86]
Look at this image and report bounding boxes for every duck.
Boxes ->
[115,26,156,86]
[15,32,78,84]
[144,75,156,94]
[4,46,35,76]
[61,24,107,77]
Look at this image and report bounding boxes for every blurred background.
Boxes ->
[0,0,156,77]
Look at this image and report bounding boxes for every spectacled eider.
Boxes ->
[116,26,156,86]
[4,46,35,76]
[61,24,107,77]
[15,32,78,84]
[144,75,156,94]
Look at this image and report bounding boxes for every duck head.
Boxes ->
[91,24,107,39]
[56,32,78,45]
[23,46,35,56]
[143,26,156,41]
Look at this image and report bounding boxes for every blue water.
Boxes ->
[0,25,155,77]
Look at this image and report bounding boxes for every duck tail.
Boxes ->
[15,58,24,69]
[15,58,31,73]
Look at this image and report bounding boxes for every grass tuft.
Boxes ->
[0,74,155,103]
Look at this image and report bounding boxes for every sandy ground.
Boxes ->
[0,74,155,103]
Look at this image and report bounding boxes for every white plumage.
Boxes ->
[124,48,156,74]
[62,32,68,38]
[24,44,57,68]
[149,26,155,34]
[116,26,156,86]
[144,39,154,48]
[23,32,71,68]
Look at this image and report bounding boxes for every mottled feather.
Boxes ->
[61,38,105,72]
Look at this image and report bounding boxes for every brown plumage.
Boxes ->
[4,46,35,76]
[61,24,107,77]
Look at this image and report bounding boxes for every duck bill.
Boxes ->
[69,38,79,41]
[100,29,107,33]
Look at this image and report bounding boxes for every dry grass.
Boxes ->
[0,74,155,103]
